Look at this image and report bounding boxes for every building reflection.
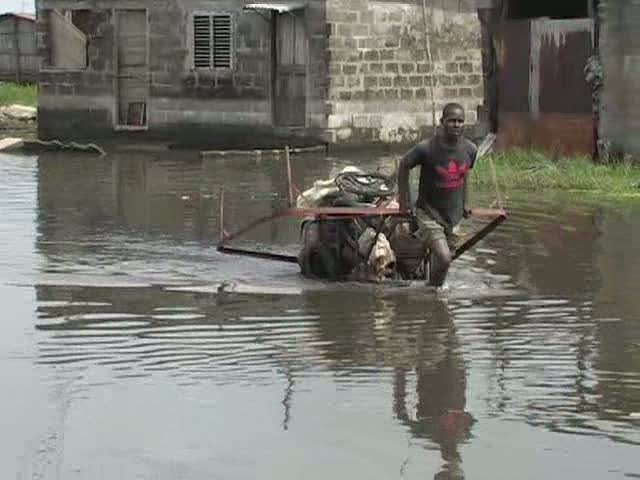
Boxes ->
[35,150,305,254]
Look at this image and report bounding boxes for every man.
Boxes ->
[397,103,477,287]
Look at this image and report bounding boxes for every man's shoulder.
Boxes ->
[460,137,478,154]
[407,139,432,159]
[416,138,434,151]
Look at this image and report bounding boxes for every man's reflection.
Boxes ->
[310,291,472,479]
[392,299,471,480]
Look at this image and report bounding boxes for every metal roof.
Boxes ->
[243,3,307,13]
[0,12,36,22]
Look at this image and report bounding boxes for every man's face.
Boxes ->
[442,108,465,138]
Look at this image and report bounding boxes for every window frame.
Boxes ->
[190,11,236,72]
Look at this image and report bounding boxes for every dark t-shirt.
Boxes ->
[404,135,477,229]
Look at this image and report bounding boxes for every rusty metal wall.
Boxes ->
[496,18,595,155]
[537,21,593,114]
[600,0,640,156]
[496,20,530,113]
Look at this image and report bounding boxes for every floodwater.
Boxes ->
[1,148,639,480]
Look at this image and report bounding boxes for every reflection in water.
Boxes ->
[1,151,639,479]
[302,291,472,478]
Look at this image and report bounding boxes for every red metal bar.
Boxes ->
[218,205,507,266]
[219,206,505,244]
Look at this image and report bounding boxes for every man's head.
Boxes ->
[440,103,465,141]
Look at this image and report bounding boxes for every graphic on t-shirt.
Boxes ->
[434,160,469,190]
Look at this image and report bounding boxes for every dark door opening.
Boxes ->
[273,11,307,127]
[507,0,589,19]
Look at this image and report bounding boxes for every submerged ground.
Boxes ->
[1,149,639,479]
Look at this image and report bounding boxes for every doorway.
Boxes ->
[506,0,590,19]
[273,11,307,127]
[115,9,148,129]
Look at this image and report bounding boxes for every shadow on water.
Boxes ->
[2,150,640,478]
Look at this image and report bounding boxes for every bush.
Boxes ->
[0,82,38,107]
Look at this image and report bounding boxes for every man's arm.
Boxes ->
[397,145,424,212]
[463,180,472,217]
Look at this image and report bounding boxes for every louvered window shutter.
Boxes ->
[193,15,212,68]
[193,14,233,69]
[213,15,232,68]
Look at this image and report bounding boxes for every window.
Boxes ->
[193,13,233,69]
[47,9,88,69]
[507,0,589,19]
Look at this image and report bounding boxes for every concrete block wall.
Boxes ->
[148,0,272,130]
[599,0,640,157]
[37,3,115,139]
[325,0,484,144]
[36,0,328,143]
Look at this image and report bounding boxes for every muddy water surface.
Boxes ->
[1,150,639,479]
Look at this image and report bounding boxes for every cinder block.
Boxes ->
[369,115,383,128]
[446,63,459,73]
[459,62,473,73]
[380,50,395,61]
[352,24,369,36]
[364,76,378,88]
[353,114,368,128]
[328,113,351,129]
[400,89,413,100]
[369,63,383,74]
[393,76,409,87]
[364,50,379,61]
[401,63,415,74]
[409,76,422,87]
[343,64,357,75]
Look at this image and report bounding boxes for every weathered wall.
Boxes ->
[599,0,640,157]
[0,16,37,82]
[36,0,328,143]
[325,0,484,144]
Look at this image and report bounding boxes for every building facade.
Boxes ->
[0,13,37,83]
[35,0,484,145]
[599,0,640,158]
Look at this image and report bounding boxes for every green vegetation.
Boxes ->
[470,150,640,196]
[0,82,37,107]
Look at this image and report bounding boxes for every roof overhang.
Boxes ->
[243,3,307,14]
[0,12,36,22]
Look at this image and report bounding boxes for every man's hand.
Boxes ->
[398,199,414,217]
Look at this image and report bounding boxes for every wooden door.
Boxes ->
[116,10,148,127]
[274,12,307,127]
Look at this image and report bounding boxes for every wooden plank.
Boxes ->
[0,137,24,151]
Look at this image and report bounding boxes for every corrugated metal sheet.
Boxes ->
[537,20,593,114]
[496,18,595,155]
[496,20,530,113]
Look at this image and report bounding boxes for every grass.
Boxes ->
[0,82,38,107]
[470,150,640,196]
